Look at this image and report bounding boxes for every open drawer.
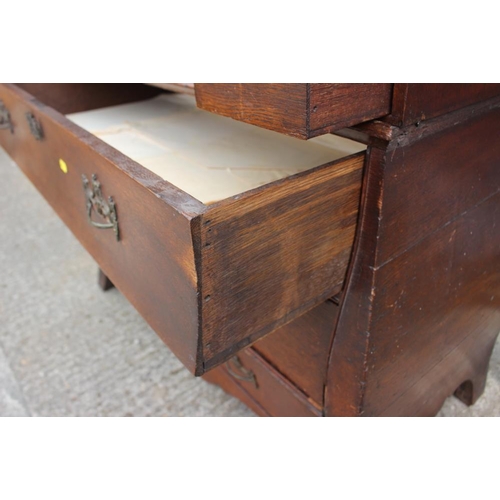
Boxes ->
[0,83,365,375]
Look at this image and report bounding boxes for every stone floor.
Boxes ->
[0,147,499,417]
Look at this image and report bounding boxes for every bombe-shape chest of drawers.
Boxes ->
[1,83,500,416]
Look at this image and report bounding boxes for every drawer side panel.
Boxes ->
[201,153,364,371]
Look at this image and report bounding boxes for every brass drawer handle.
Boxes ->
[0,100,13,132]
[82,174,119,241]
[226,356,258,388]
[25,112,43,140]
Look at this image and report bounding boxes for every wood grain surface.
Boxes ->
[366,195,500,415]
[195,84,309,137]
[388,83,500,126]
[326,103,500,416]
[200,153,364,371]
[377,107,500,265]
[195,84,392,138]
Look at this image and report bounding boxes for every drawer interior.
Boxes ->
[67,93,365,204]
[1,84,366,375]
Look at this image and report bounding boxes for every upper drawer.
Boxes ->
[194,83,393,139]
[0,83,364,375]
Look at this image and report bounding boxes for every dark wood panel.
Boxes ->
[388,83,500,126]
[326,105,500,416]
[195,84,308,138]
[16,83,162,114]
[372,193,500,370]
[364,194,500,415]
[201,153,364,370]
[324,147,386,416]
[195,84,392,139]
[376,108,500,266]
[253,300,339,405]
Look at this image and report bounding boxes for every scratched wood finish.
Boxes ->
[388,83,500,126]
[253,300,339,405]
[309,84,392,134]
[369,197,500,415]
[204,349,321,417]
[195,84,392,139]
[0,83,364,376]
[377,108,500,265]
[325,103,500,416]
[200,153,364,371]
[195,84,308,138]
[16,83,162,114]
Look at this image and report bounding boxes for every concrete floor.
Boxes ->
[1,147,499,417]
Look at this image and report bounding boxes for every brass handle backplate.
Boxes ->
[25,112,44,140]
[226,356,258,388]
[0,100,13,132]
[82,174,119,241]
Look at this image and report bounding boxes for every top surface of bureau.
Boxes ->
[0,83,365,375]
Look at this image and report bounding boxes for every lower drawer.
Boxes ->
[253,299,340,405]
[0,83,364,375]
[205,349,322,417]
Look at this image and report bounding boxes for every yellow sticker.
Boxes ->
[59,158,68,174]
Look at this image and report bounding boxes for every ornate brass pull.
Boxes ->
[25,112,43,140]
[226,356,258,388]
[0,100,13,133]
[82,174,119,241]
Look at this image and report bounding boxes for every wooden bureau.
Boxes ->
[1,83,499,416]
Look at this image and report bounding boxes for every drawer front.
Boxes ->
[195,83,393,139]
[208,349,322,417]
[0,83,364,375]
